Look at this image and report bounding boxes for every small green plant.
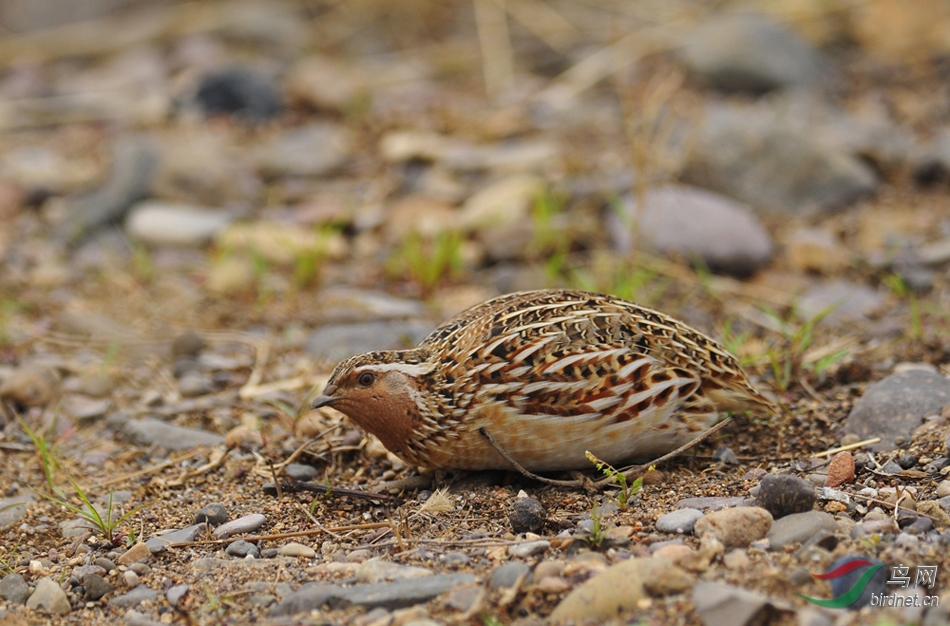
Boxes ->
[719,320,754,366]
[480,613,505,626]
[883,273,922,340]
[388,230,464,296]
[0,532,23,575]
[17,414,60,492]
[586,451,650,511]
[37,475,151,545]
[761,302,847,391]
[529,191,569,258]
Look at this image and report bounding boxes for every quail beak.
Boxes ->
[310,385,338,409]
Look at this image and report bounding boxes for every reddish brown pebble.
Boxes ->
[826,451,855,487]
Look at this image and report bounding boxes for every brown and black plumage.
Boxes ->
[311,289,775,471]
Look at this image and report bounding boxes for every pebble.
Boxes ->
[171,331,205,359]
[305,320,433,362]
[60,395,112,422]
[680,12,827,93]
[355,560,432,584]
[608,185,773,277]
[269,573,477,615]
[693,507,773,548]
[917,501,950,530]
[94,557,116,572]
[125,202,234,247]
[145,524,204,552]
[278,542,316,559]
[826,451,856,488]
[508,540,550,558]
[226,540,260,558]
[0,573,29,604]
[166,584,189,608]
[797,279,886,324]
[285,55,368,112]
[254,123,352,178]
[490,562,530,589]
[754,474,816,519]
[0,495,33,530]
[936,481,950,498]
[195,503,228,525]
[550,558,692,622]
[674,496,746,511]
[441,583,482,612]
[692,581,777,626]
[655,508,704,534]
[439,552,470,568]
[123,571,140,588]
[766,511,839,549]
[0,363,62,407]
[225,424,264,449]
[682,101,876,215]
[117,543,150,565]
[106,585,159,608]
[121,418,224,450]
[283,463,319,481]
[178,371,213,397]
[509,497,546,534]
[844,370,950,451]
[827,556,887,609]
[83,573,114,600]
[25,577,71,614]
[458,174,544,230]
[194,66,283,122]
[55,135,159,245]
[213,514,266,539]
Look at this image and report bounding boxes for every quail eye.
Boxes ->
[357,371,376,387]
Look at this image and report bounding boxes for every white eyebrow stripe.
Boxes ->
[359,362,436,376]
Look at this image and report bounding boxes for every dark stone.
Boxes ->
[171,331,205,359]
[283,463,319,481]
[509,497,546,534]
[194,67,283,122]
[269,574,476,616]
[491,561,530,589]
[107,585,159,608]
[898,454,918,470]
[827,555,888,609]
[844,370,950,451]
[195,503,228,526]
[82,573,114,600]
[755,474,816,519]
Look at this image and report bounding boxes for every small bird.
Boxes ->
[311,289,775,472]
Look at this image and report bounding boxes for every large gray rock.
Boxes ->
[608,185,773,277]
[682,102,877,215]
[121,418,224,450]
[845,370,950,451]
[681,13,828,93]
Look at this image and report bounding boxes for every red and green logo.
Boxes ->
[799,559,884,608]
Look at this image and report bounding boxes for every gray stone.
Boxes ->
[145,524,204,552]
[56,135,159,245]
[107,585,159,608]
[680,13,827,93]
[269,574,476,615]
[754,474,816,519]
[225,539,259,558]
[255,123,351,178]
[508,540,550,558]
[609,185,772,277]
[213,513,267,539]
[177,371,213,398]
[0,573,29,604]
[491,562,530,589]
[194,67,283,122]
[121,418,224,450]
[656,508,704,534]
[283,463,318,481]
[845,370,950,451]
[356,560,432,583]
[318,287,427,322]
[195,503,228,525]
[797,279,886,324]
[682,102,876,215]
[766,511,839,549]
[166,584,189,608]
[126,202,234,247]
[692,581,779,626]
[0,494,33,529]
[82,573,114,600]
[305,320,433,362]
[25,577,71,614]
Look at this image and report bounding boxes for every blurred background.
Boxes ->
[0,0,948,373]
